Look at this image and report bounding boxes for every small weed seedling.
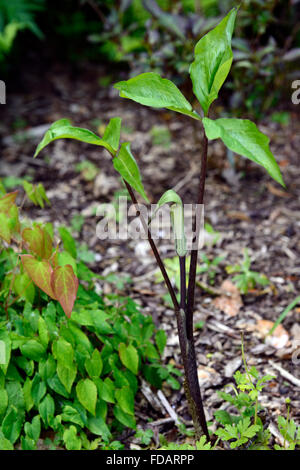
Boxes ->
[226,248,269,294]
[215,336,275,449]
[32,8,284,440]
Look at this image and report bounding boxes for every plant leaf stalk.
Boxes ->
[123,172,210,440]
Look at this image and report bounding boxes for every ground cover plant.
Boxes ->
[1,7,298,450]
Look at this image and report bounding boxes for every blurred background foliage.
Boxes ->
[0,0,299,118]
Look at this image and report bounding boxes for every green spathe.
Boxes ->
[202,117,285,187]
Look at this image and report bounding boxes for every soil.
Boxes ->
[0,61,299,449]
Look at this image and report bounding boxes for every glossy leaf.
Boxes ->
[115,386,134,416]
[21,255,56,299]
[34,119,115,158]
[76,379,97,416]
[190,8,237,115]
[13,273,35,304]
[113,405,136,429]
[57,362,77,394]
[155,329,167,355]
[119,343,139,375]
[51,264,78,318]
[102,117,122,152]
[113,142,149,202]
[55,338,74,369]
[114,72,200,120]
[58,226,77,258]
[2,406,23,444]
[202,117,285,187]
[85,349,103,379]
[20,340,46,361]
[38,394,55,428]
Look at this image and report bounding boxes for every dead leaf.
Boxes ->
[213,279,243,316]
[254,319,289,349]
[197,366,221,388]
[267,182,290,198]
[227,211,251,222]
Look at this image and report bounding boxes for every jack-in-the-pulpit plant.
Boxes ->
[34,8,284,440]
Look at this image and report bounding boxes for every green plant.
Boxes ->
[159,434,212,450]
[226,248,269,294]
[215,336,275,449]
[32,8,285,442]
[0,186,176,449]
[0,0,45,62]
[268,295,300,336]
[274,400,300,450]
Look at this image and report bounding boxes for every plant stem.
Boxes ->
[186,132,208,338]
[179,256,186,310]
[123,180,179,310]
[123,179,209,440]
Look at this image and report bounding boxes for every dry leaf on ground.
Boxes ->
[254,319,289,349]
[213,279,243,317]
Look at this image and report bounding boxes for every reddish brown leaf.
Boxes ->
[0,191,18,214]
[21,254,56,299]
[22,225,53,259]
[213,279,243,317]
[51,264,78,318]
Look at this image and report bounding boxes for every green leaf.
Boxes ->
[2,405,24,444]
[190,8,237,115]
[23,378,34,412]
[87,405,111,441]
[119,343,139,375]
[76,379,97,416]
[38,394,55,428]
[34,119,115,158]
[202,117,285,187]
[113,405,136,429]
[102,117,122,152]
[115,386,134,416]
[85,349,103,379]
[96,377,115,404]
[63,425,82,450]
[58,226,77,259]
[57,362,77,394]
[38,316,49,348]
[62,404,86,428]
[13,273,35,304]
[114,72,200,120]
[0,389,8,416]
[24,415,41,442]
[113,142,149,202]
[0,430,14,450]
[155,329,167,355]
[31,375,47,405]
[55,338,74,369]
[20,339,46,361]
[0,329,11,375]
